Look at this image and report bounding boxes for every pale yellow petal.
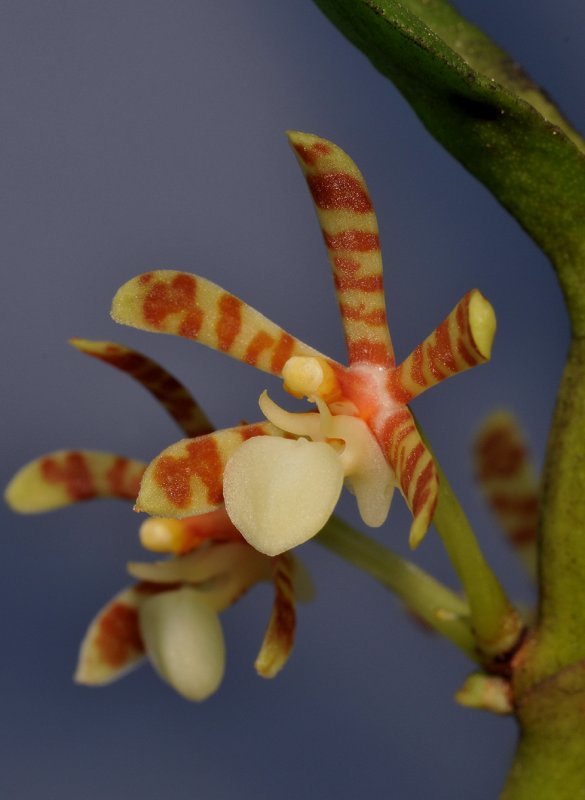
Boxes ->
[223,437,344,556]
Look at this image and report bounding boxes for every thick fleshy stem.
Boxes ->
[431,457,524,660]
[317,516,478,660]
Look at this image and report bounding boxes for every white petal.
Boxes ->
[139,587,225,702]
[223,437,344,556]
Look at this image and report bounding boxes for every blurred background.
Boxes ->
[1,2,583,797]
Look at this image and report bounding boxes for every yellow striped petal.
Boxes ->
[288,131,394,369]
[111,271,321,376]
[136,423,283,518]
[74,585,150,685]
[6,450,146,513]
[70,338,213,438]
[255,553,297,678]
[388,290,496,403]
[375,410,438,548]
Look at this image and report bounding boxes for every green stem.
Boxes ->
[432,460,523,658]
[516,337,585,693]
[317,516,478,660]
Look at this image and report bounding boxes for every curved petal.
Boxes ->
[387,290,496,403]
[377,410,438,548]
[5,450,146,513]
[70,338,213,438]
[136,423,283,518]
[74,586,150,686]
[139,587,226,701]
[255,553,296,678]
[223,436,344,556]
[288,131,394,369]
[111,271,321,376]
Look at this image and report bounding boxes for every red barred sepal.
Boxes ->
[70,338,213,438]
[288,131,394,369]
[136,422,285,518]
[74,585,158,685]
[387,290,496,404]
[255,553,297,678]
[5,450,146,513]
[378,410,438,548]
[111,271,321,376]
[473,412,539,574]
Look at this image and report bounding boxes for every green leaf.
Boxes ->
[313,0,585,334]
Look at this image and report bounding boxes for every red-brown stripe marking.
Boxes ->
[339,302,387,326]
[476,430,525,480]
[347,339,393,367]
[324,230,380,252]
[40,453,96,501]
[386,368,414,404]
[216,293,243,352]
[106,457,143,500]
[143,274,203,338]
[95,603,144,667]
[307,173,372,212]
[334,273,384,293]
[293,141,331,166]
[412,460,435,516]
[153,437,224,509]
[402,442,425,493]
[244,331,274,366]
[271,332,295,373]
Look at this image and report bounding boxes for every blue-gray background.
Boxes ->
[1,2,582,798]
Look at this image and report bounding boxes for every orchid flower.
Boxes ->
[5,340,311,700]
[110,132,496,556]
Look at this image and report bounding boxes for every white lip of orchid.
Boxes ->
[222,386,395,557]
[139,586,226,702]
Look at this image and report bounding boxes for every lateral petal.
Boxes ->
[136,423,283,518]
[111,271,321,375]
[388,290,496,403]
[255,553,296,678]
[70,338,213,437]
[377,410,438,548]
[5,450,146,513]
[288,131,394,369]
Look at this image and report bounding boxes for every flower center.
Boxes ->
[220,359,396,556]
